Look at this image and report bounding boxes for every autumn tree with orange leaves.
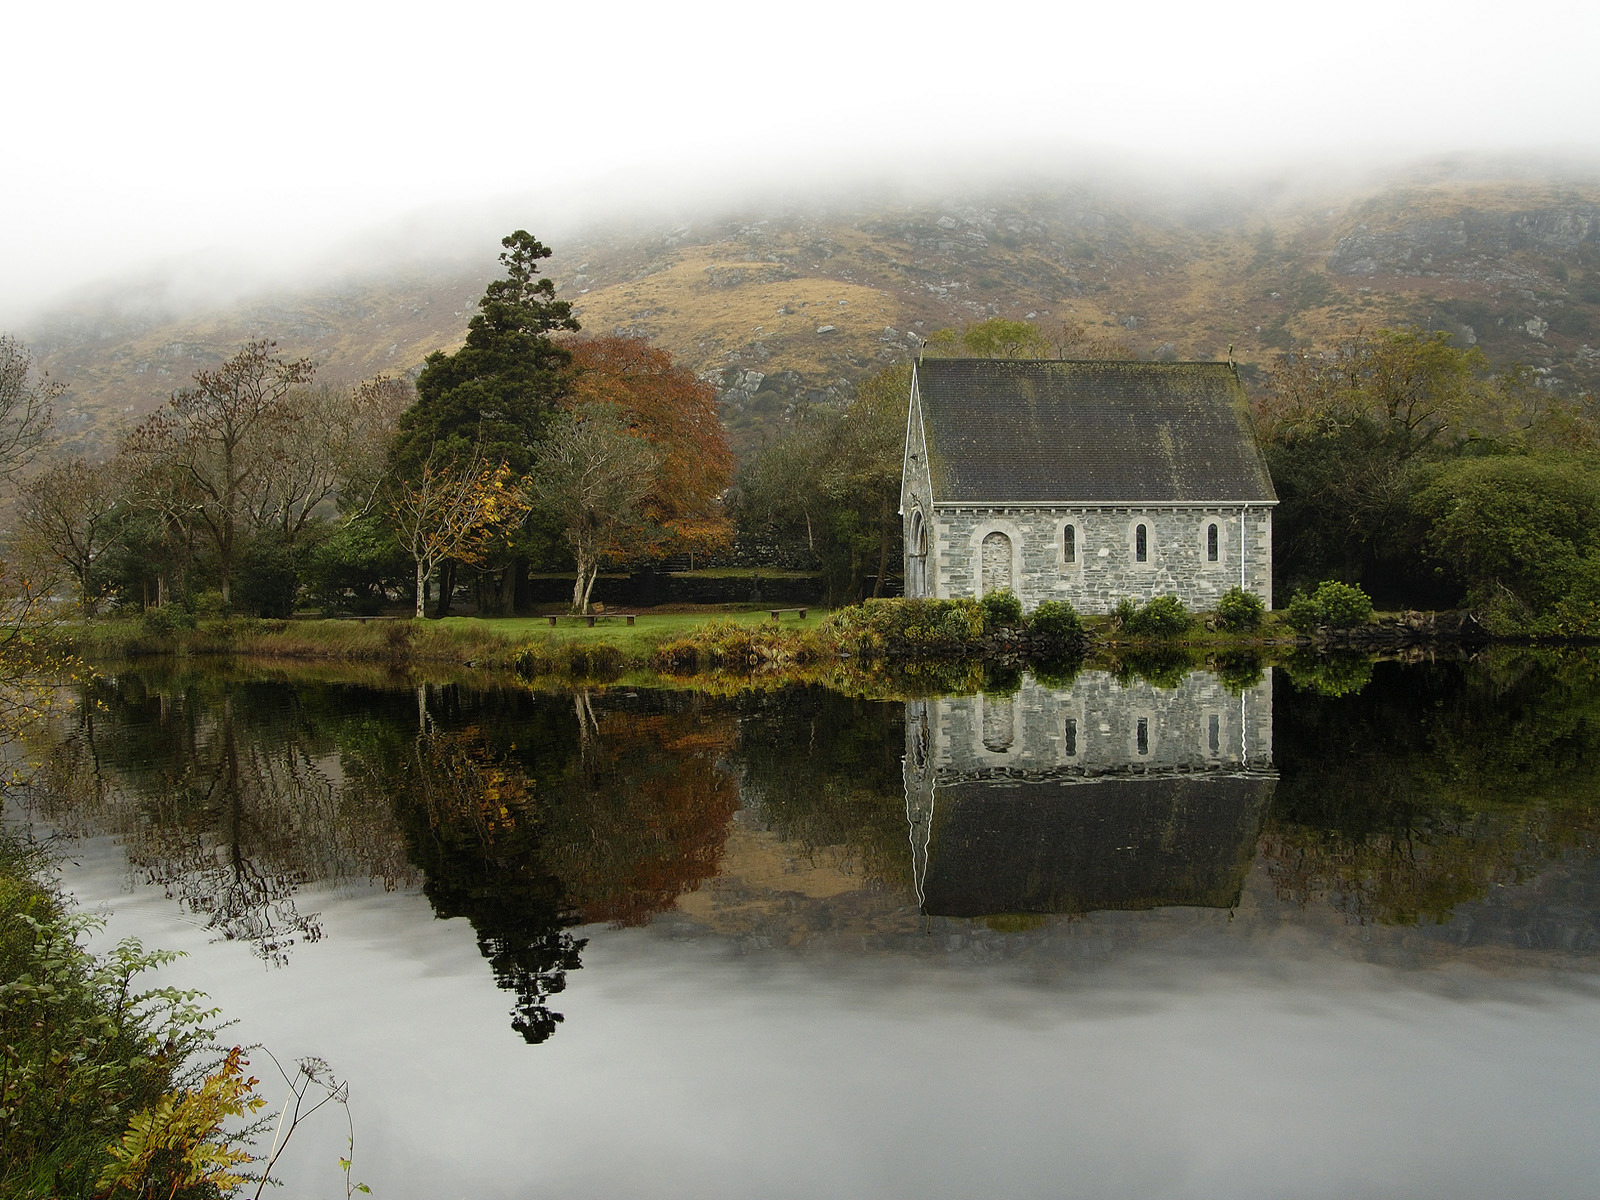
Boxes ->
[564,336,735,563]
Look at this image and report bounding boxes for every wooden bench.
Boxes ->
[768,608,808,621]
[548,614,638,627]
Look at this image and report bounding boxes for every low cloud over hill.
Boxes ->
[23,167,1600,457]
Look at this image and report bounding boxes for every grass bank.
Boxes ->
[50,607,836,673]
[49,599,1478,691]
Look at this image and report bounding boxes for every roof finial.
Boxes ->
[1226,343,1235,366]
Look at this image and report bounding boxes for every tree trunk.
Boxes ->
[572,556,588,612]
[580,565,600,614]
[415,561,428,619]
[433,560,455,618]
[496,561,516,617]
[872,494,891,598]
[513,556,532,614]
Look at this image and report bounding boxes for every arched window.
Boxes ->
[1064,717,1078,757]
[1207,523,1219,562]
[982,694,1015,753]
[1136,717,1150,756]
[908,509,928,597]
[1063,524,1076,563]
[1135,524,1148,563]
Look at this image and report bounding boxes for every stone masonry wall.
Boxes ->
[931,505,1272,614]
[922,670,1274,780]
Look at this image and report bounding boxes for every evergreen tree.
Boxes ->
[393,230,579,476]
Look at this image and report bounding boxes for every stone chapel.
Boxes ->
[900,358,1277,614]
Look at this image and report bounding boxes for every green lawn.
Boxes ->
[439,606,832,654]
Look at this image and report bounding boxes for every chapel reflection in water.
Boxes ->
[904,671,1275,918]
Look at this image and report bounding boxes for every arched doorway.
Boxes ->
[981,531,1012,595]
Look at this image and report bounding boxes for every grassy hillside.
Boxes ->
[22,170,1600,458]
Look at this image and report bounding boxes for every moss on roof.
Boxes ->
[915,358,1277,505]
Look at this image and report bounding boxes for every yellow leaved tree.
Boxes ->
[387,447,531,619]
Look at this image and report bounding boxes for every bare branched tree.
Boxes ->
[526,405,660,613]
[0,335,60,483]
[15,456,124,616]
[127,340,314,606]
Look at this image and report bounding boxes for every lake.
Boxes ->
[14,652,1600,1199]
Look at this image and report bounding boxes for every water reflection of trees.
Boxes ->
[340,686,741,1042]
[1266,651,1600,928]
[729,688,911,891]
[27,676,415,964]
[26,678,743,1043]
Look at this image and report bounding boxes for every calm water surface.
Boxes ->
[15,653,1600,1198]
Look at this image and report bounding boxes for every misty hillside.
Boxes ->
[23,172,1600,457]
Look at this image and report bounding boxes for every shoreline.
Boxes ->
[36,606,1536,695]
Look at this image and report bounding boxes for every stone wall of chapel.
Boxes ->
[933,506,1272,614]
[926,670,1274,779]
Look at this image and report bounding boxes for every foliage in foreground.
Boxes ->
[0,831,258,1198]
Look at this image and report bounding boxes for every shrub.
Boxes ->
[566,641,623,678]
[1285,590,1322,633]
[828,598,986,657]
[192,590,226,618]
[1121,594,1191,638]
[1113,597,1139,628]
[979,589,1023,629]
[235,532,299,618]
[1286,580,1375,632]
[1026,599,1085,648]
[1216,587,1266,632]
[0,831,257,1197]
[1315,580,1374,628]
[140,605,195,639]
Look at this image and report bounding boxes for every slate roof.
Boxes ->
[919,772,1275,917]
[915,358,1277,505]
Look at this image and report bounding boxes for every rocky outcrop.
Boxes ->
[1328,207,1600,279]
[1309,610,1490,649]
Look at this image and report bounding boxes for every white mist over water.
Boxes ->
[5,0,1600,325]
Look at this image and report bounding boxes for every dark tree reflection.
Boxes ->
[1267,650,1600,927]
[25,675,413,964]
[346,685,739,1043]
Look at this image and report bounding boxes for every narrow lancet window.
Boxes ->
[1135,524,1148,563]
[1207,524,1219,562]
[1136,717,1150,756]
[1064,717,1078,757]
[1208,713,1220,755]
[1063,524,1076,563]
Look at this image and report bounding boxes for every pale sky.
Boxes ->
[5,0,1599,324]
